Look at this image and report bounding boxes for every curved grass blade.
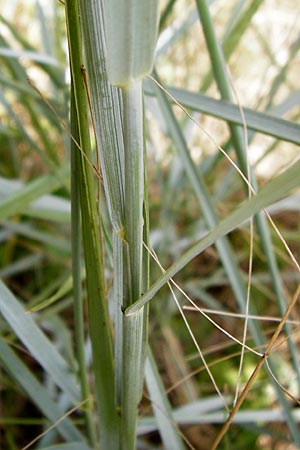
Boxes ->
[0,15,64,86]
[144,82,300,145]
[126,158,300,314]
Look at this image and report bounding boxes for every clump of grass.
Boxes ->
[0,1,300,449]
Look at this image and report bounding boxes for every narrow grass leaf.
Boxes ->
[28,272,82,313]
[200,0,264,92]
[140,407,300,428]
[138,396,228,434]
[144,82,300,144]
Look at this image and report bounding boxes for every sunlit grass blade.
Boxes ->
[0,85,45,157]
[0,35,65,169]
[140,405,300,428]
[138,396,228,435]
[0,176,70,223]
[0,15,64,87]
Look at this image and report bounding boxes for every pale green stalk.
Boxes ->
[200,0,264,93]
[121,81,145,450]
[122,83,144,305]
[104,2,159,448]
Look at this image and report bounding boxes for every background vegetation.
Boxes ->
[0,0,299,449]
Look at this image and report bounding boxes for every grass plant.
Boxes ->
[0,1,300,449]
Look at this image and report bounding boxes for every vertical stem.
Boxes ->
[121,80,145,450]
[70,87,97,448]
[65,1,120,447]
[122,311,145,450]
[113,231,124,407]
[123,82,144,306]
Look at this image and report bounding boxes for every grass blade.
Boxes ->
[126,158,300,314]
[144,82,300,144]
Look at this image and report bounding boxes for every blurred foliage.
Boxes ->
[0,1,300,449]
